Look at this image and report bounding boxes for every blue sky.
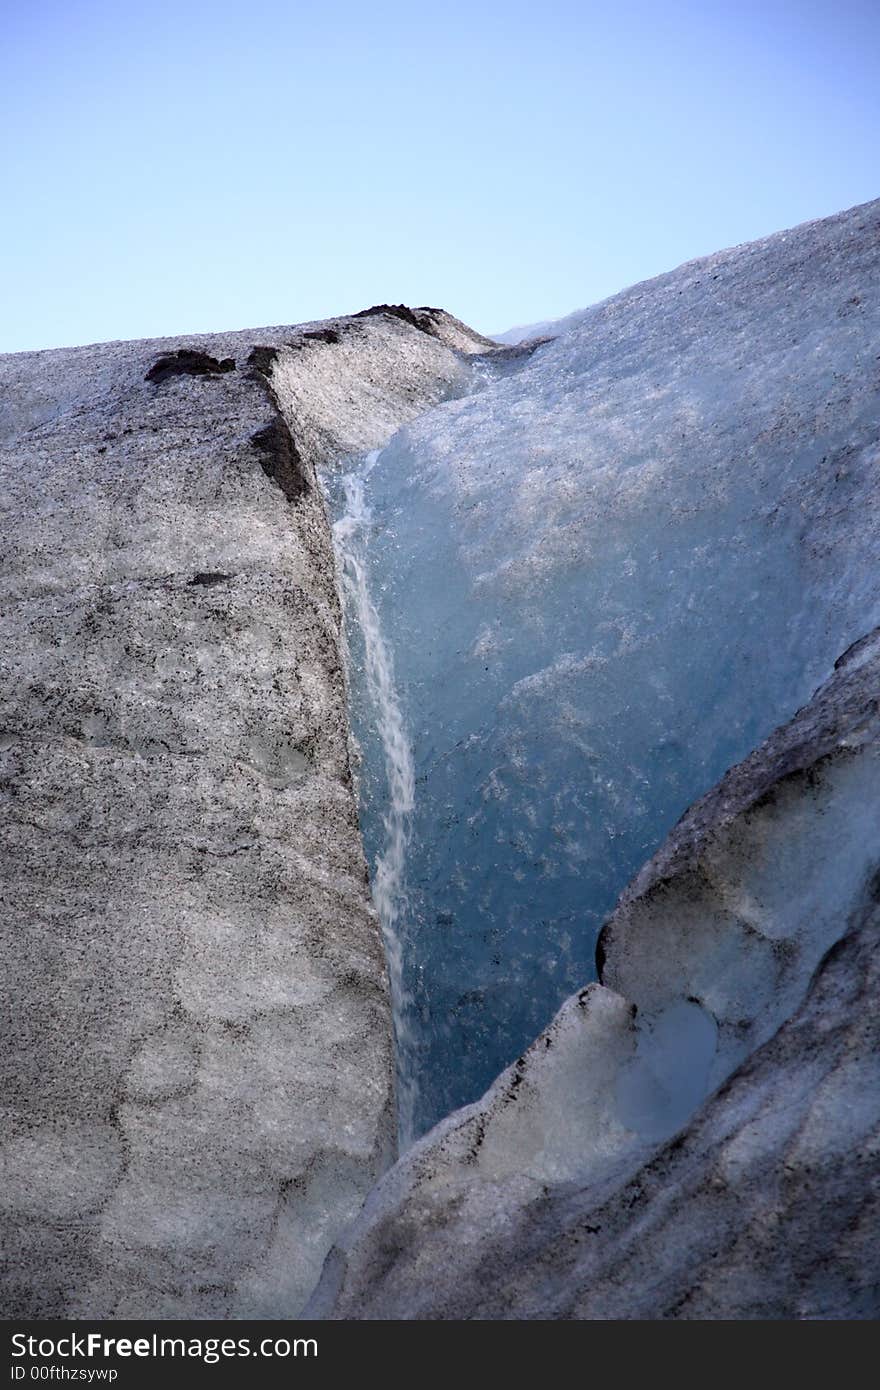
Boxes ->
[1,0,878,351]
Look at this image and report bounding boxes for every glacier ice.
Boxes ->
[0,305,493,1317]
[331,199,880,1138]
[310,628,880,1319]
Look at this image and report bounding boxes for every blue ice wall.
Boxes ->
[332,201,880,1139]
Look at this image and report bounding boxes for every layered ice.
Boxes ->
[336,199,880,1137]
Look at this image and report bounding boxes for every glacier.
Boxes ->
[3,199,879,1321]
[331,199,880,1138]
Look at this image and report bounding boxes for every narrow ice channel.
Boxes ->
[329,452,419,1146]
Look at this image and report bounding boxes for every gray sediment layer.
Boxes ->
[0,306,493,1317]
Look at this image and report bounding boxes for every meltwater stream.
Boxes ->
[330,453,419,1144]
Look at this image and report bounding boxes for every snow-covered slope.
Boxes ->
[491,306,586,344]
[337,199,880,1137]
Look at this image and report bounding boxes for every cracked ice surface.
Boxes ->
[344,199,880,1136]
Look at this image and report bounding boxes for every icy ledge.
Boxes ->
[310,630,880,1319]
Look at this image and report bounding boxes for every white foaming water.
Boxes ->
[331,451,418,1146]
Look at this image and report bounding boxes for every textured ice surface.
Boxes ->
[0,305,492,1317]
[340,199,880,1136]
[311,635,880,1319]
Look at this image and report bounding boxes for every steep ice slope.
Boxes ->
[0,306,493,1317]
[344,199,880,1136]
[312,631,880,1319]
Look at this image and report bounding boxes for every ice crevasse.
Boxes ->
[329,199,880,1139]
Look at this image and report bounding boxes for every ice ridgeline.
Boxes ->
[330,454,419,1146]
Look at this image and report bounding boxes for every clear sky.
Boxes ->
[1,0,878,352]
